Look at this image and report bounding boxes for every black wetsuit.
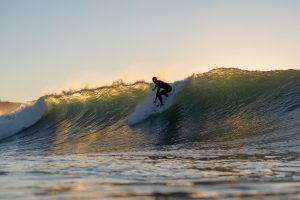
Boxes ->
[153,80,172,105]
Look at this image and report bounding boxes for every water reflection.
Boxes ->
[0,149,299,199]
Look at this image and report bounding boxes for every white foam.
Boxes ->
[127,78,190,125]
[0,98,47,140]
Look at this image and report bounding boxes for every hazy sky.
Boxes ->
[1,0,300,102]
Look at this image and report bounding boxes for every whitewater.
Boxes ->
[0,68,299,199]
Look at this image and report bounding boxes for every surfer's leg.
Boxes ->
[160,89,170,97]
[158,94,164,105]
[159,90,170,106]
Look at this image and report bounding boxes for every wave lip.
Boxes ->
[0,98,47,140]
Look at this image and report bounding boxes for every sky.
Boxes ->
[0,0,300,102]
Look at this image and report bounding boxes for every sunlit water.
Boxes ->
[1,144,299,199]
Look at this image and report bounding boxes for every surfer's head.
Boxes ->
[152,77,157,83]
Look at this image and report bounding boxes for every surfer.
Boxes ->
[152,77,172,106]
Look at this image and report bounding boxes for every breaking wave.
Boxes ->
[0,68,300,154]
[0,98,46,140]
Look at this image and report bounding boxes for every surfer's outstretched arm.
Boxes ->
[154,87,160,103]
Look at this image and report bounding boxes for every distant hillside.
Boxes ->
[0,102,22,115]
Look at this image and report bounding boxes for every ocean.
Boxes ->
[0,68,299,199]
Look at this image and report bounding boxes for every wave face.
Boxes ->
[1,68,300,154]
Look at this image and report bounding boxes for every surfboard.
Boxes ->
[151,102,165,113]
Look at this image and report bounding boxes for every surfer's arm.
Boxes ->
[152,85,157,91]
